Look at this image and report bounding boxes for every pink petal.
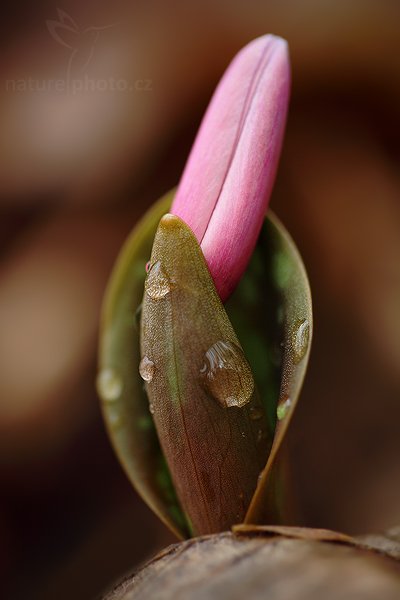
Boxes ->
[171,35,290,302]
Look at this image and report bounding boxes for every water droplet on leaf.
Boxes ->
[292,319,310,363]
[277,396,292,421]
[200,341,254,408]
[139,356,155,382]
[145,260,171,300]
[96,368,123,402]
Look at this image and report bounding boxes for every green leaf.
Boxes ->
[244,212,312,525]
[98,192,189,539]
[140,214,272,535]
[98,191,312,538]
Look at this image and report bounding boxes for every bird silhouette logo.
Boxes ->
[46,9,115,85]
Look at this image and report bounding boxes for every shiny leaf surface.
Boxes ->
[98,191,189,539]
[140,214,272,535]
[98,192,312,537]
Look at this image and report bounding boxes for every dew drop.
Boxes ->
[249,406,263,421]
[139,356,155,382]
[226,397,238,408]
[149,402,155,415]
[200,341,254,408]
[292,319,310,363]
[277,396,292,421]
[145,260,171,300]
[96,368,123,402]
[145,260,151,273]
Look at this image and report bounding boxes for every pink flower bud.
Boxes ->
[171,35,290,301]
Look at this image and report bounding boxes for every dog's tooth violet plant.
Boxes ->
[171,35,290,302]
[98,35,312,538]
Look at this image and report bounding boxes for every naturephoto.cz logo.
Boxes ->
[5,9,152,94]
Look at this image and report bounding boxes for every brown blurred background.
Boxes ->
[1,1,400,598]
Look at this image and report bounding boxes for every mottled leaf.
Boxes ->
[98,191,312,538]
[98,191,189,539]
[140,214,272,535]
